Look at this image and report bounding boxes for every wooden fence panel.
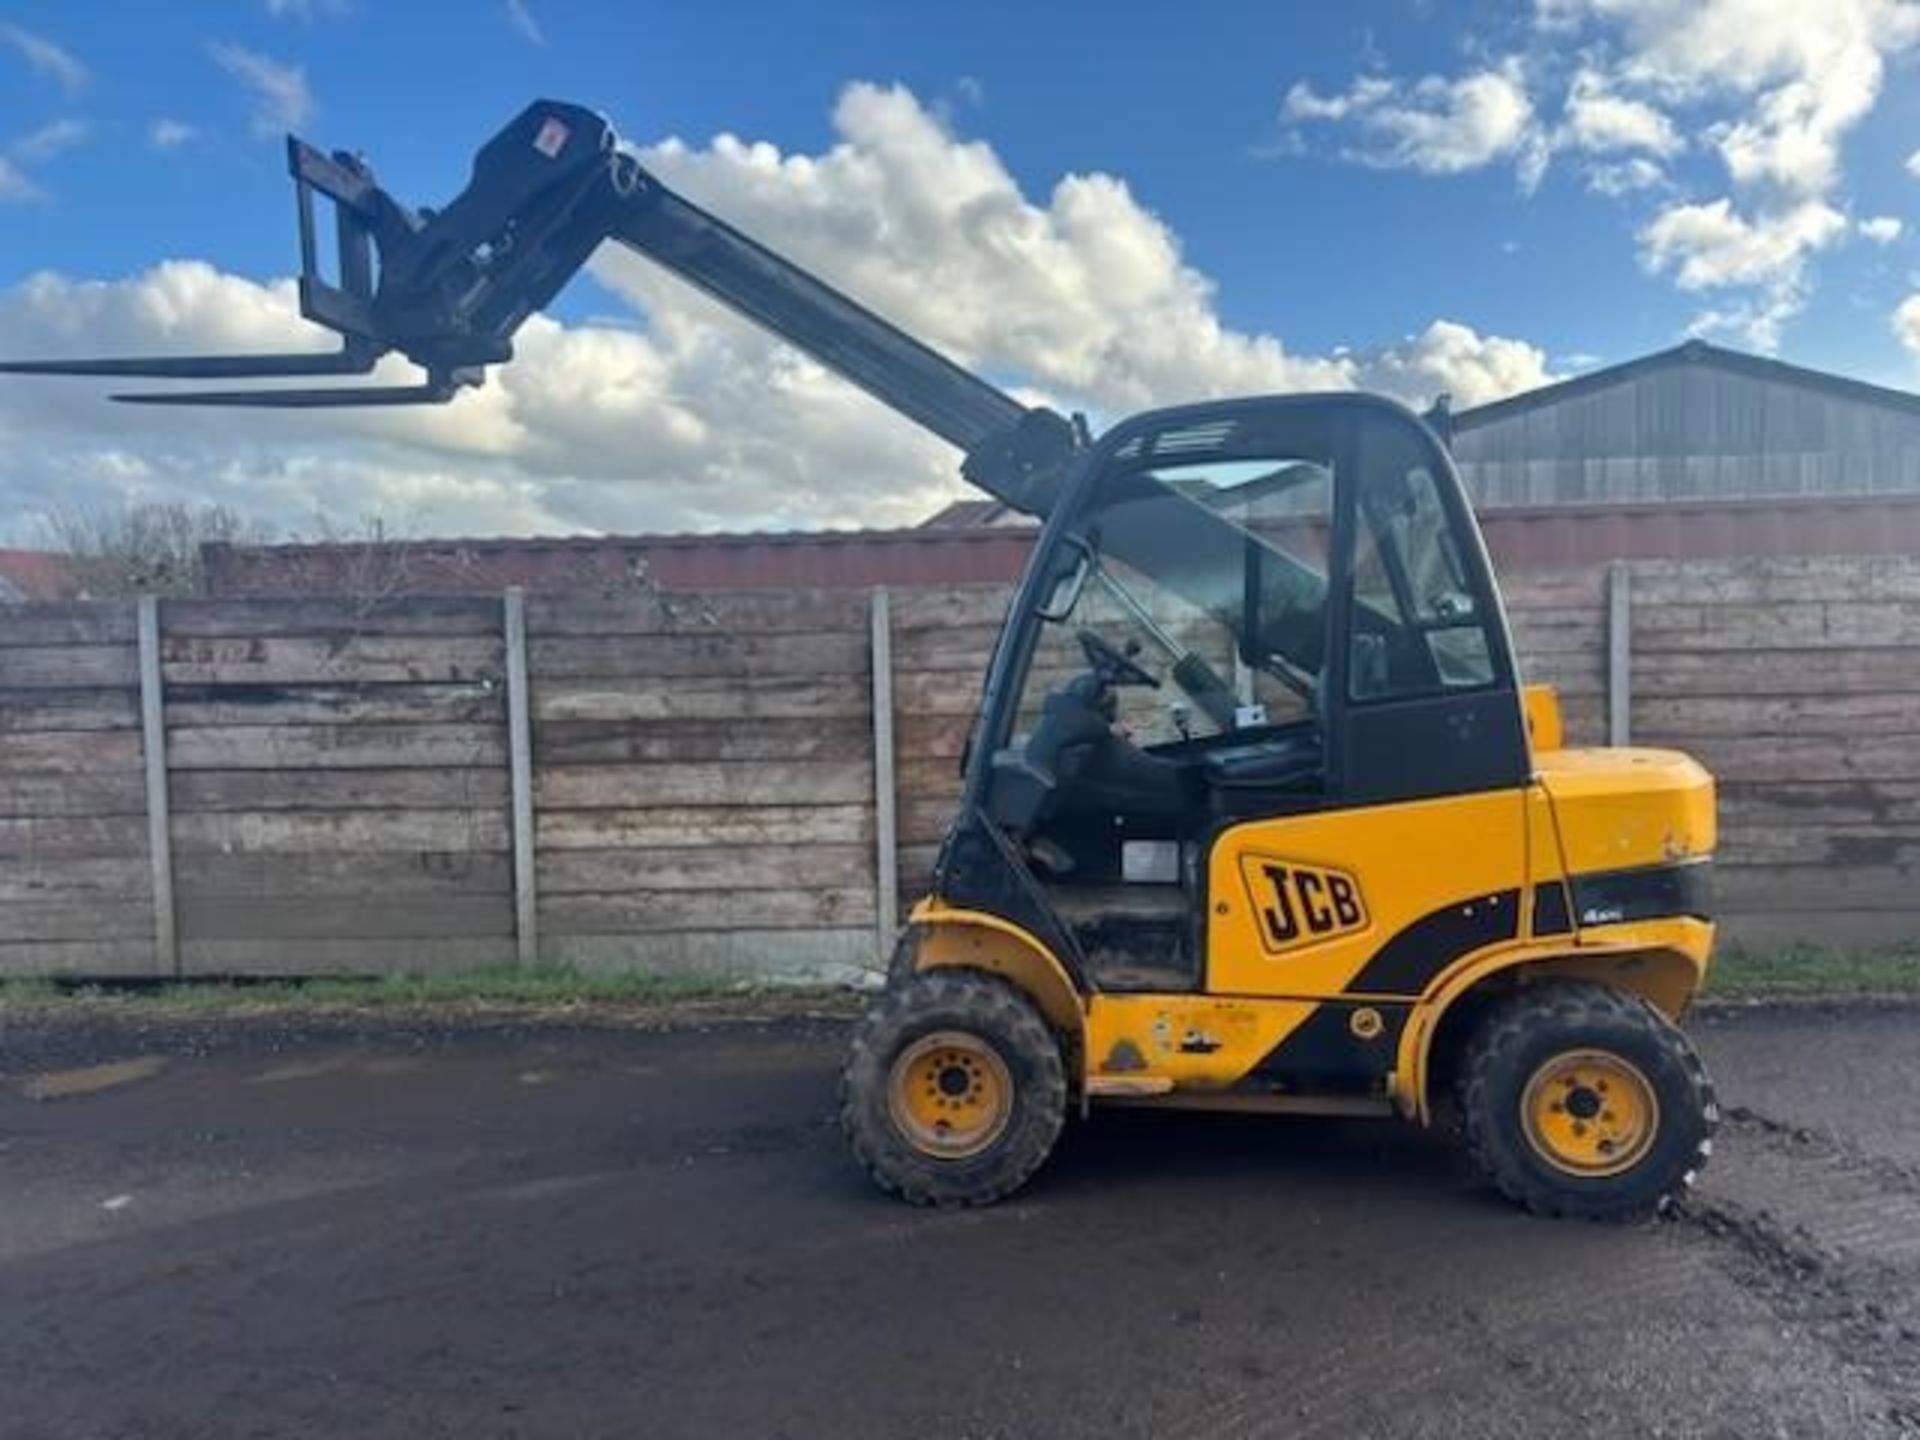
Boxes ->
[0,602,153,975]
[526,591,876,977]
[1628,557,1920,948]
[159,598,513,976]
[4,557,1919,977]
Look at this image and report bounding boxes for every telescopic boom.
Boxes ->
[0,100,1079,515]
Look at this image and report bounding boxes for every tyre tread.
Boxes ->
[1457,981,1717,1222]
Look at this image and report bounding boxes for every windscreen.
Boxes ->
[1018,456,1333,747]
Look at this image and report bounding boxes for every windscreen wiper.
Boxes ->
[0,101,1079,516]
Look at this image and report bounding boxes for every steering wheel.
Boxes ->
[1076,627,1160,689]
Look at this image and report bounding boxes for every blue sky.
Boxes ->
[1,1,1918,536]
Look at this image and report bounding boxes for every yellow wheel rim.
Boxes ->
[1520,1049,1660,1179]
[887,1031,1013,1160]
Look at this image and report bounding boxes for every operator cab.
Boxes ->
[952,395,1526,994]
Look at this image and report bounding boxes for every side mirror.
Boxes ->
[1036,537,1094,622]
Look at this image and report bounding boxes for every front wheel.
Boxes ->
[1457,981,1717,1221]
[840,970,1068,1207]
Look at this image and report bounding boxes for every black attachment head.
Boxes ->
[0,101,640,407]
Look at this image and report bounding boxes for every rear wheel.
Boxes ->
[841,970,1067,1207]
[1458,981,1716,1221]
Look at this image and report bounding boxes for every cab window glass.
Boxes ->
[1349,458,1495,701]
[1016,458,1332,749]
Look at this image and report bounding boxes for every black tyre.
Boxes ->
[1457,981,1717,1221]
[840,970,1068,1208]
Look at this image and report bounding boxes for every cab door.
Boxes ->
[1206,406,1532,1003]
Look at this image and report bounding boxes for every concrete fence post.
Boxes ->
[1607,562,1632,746]
[503,587,539,966]
[869,588,899,968]
[136,595,179,977]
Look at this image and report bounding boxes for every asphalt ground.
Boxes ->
[2,1001,1918,1439]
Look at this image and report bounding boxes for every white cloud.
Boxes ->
[505,0,545,45]
[12,120,88,165]
[1640,196,1846,289]
[1559,67,1682,155]
[1282,76,1396,123]
[0,21,86,95]
[1908,147,1920,178]
[0,85,1552,540]
[1639,195,1849,347]
[1560,0,1920,198]
[1895,293,1920,355]
[1283,64,1536,175]
[1348,320,1555,408]
[0,156,39,204]
[207,43,314,138]
[1860,215,1904,244]
[149,119,197,151]
[1586,157,1668,194]
[1284,2,1920,347]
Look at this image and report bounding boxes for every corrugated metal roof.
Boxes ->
[1453,339,1920,431]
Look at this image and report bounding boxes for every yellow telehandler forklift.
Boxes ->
[1,100,1718,1220]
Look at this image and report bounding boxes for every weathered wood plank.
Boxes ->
[0,730,145,772]
[900,796,962,845]
[536,803,871,851]
[160,635,503,685]
[0,772,148,817]
[0,939,162,976]
[534,675,869,723]
[7,900,155,941]
[167,722,505,771]
[1499,566,1608,608]
[539,928,876,975]
[176,894,513,940]
[165,682,502,728]
[169,767,508,813]
[535,761,871,809]
[1724,828,1920,868]
[1635,693,1920,739]
[539,844,872,894]
[1719,781,1920,829]
[535,716,869,766]
[543,887,874,934]
[1631,557,1920,607]
[1669,735,1920,784]
[528,631,868,681]
[174,850,513,897]
[1507,612,1605,657]
[887,587,1018,631]
[171,809,510,854]
[527,590,869,637]
[893,670,994,717]
[180,936,519,976]
[0,814,149,857]
[0,604,136,646]
[890,623,1004,673]
[0,645,139,688]
[1632,601,1920,652]
[0,855,152,901]
[1631,649,1920,698]
[161,596,504,638]
[0,687,140,732]
[894,713,974,761]
[1715,864,1920,913]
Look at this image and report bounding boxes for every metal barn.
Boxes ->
[1449,339,1920,509]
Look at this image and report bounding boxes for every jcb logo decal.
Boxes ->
[1242,858,1368,955]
